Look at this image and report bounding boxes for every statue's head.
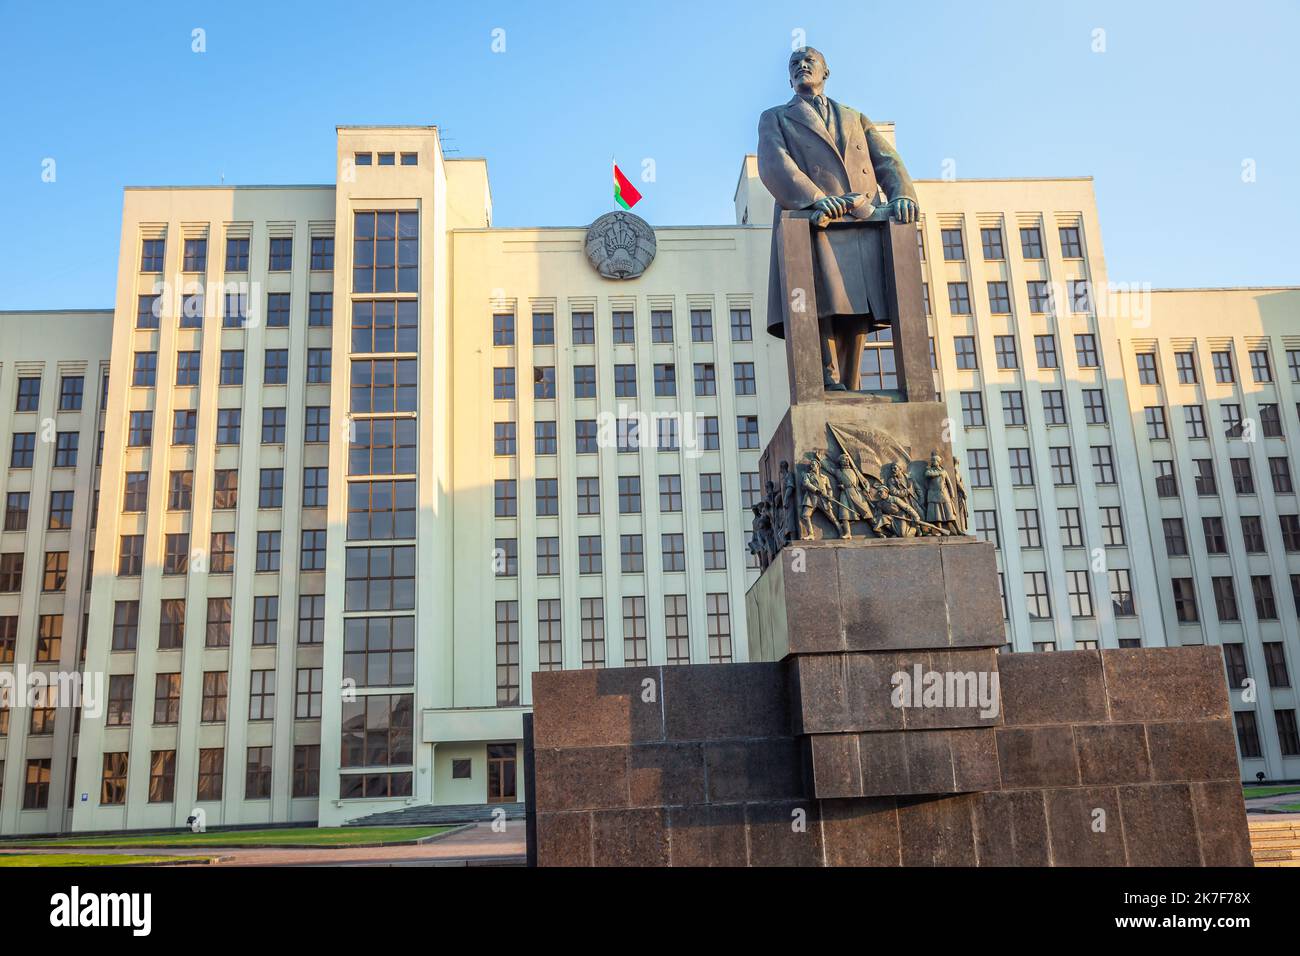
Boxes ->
[779,459,790,473]
[839,453,852,467]
[930,451,943,467]
[788,47,829,96]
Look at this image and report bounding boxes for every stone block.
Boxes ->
[839,541,948,651]
[627,743,707,808]
[1043,787,1126,866]
[666,804,749,867]
[1190,781,1254,867]
[746,800,825,866]
[662,661,789,740]
[940,540,1005,647]
[531,667,664,748]
[533,747,628,811]
[535,811,591,866]
[900,648,1002,730]
[996,726,1080,789]
[998,651,1108,725]
[1101,646,1231,722]
[591,807,669,866]
[896,795,977,866]
[820,797,902,866]
[1146,720,1240,782]
[807,734,862,798]
[971,790,1050,866]
[1073,722,1152,785]
[704,738,804,803]
[1117,784,1201,867]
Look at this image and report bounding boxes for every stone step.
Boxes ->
[346,802,526,827]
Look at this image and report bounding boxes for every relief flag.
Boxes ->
[613,160,642,210]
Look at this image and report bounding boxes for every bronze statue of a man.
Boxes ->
[758,47,919,391]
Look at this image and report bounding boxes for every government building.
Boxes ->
[0,123,1296,834]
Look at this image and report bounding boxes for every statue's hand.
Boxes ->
[812,195,848,219]
[888,197,919,224]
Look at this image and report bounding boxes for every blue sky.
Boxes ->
[0,0,1296,308]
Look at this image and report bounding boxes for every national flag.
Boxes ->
[613,161,642,209]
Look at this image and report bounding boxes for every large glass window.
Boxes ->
[344,617,415,687]
[352,300,418,353]
[351,358,417,412]
[344,545,416,611]
[347,480,417,540]
[353,211,418,293]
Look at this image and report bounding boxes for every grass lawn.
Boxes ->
[0,853,210,867]
[1274,803,1300,813]
[0,825,451,850]
[1243,785,1300,799]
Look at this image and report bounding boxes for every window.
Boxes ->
[1277,710,1300,757]
[352,299,418,352]
[618,475,642,514]
[1153,459,1176,497]
[298,594,325,645]
[534,478,557,516]
[1041,390,1066,425]
[1163,518,1187,556]
[1059,226,1083,258]
[1066,570,1093,618]
[140,237,165,272]
[575,535,601,575]
[621,534,644,573]
[9,433,35,468]
[207,599,232,648]
[612,364,637,398]
[196,749,224,802]
[1203,516,1227,554]
[1172,578,1199,623]
[573,419,597,454]
[251,596,279,646]
[259,468,285,509]
[531,366,555,400]
[703,530,727,570]
[492,367,516,401]
[306,348,332,384]
[339,693,414,771]
[535,537,560,576]
[941,228,964,261]
[35,614,62,660]
[1145,406,1168,440]
[967,449,992,488]
[310,235,334,271]
[106,676,132,729]
[1017,509,1041,548]
[1261,403,1283,438]
[694,362,716,397]
[1281,514,1300,552]
[1020,227,1043,259]
[576,476,600,515]
[305,406,330,443]
[1231,458,1255,495]
[246,747,273,800]
[117,535,143,576]
[538,599,563,671]
[158,599,185,649]
[226,236,249,270]
[1250,349,1272,383]
[1263,643,1291,688]
[1002,391,1025,426]
[1034,334,1058,369]
[1194,459,1217,495]
[296,668,323,718]
[1027,281,1052,315]
[1136,353,1159,385]
[1241,515,1266,553]
[268,236,293,272]
[730,308,752,341]
[146,751,176,804]
[980,227,1004,260]
[1211,350,1235,383]
[580,598,605,668]
[492,312,514,346]
[1271,457,1293,494]
[266,292,290,328]
[690,309,713,342]
[1097,506,1124,547]
[665,594,690,664]
[973,510,998,548]
[526,420,556,457]
[163,533,190,575]
[662,533,686,572]
[737,415,759,449]
[993,335,1018,369]
[1082,389,1107,424]
[135,293,161,329]
[57,374,84,411]
[3,493,28,532]
[985,281,1012,315]
[301,529,327,570]
[256,407,286,445]
[350,359,415,412]
[215,408,240,444]
[1252,575,1278,620]
[1024,572,1051,619]
[128,411,153,446]
[953,336,977,369]
[51,431,77,468]
[1222,404,1244,438]
[494,601,520,705]
[154,673,181,725]
[947,282,971,315]
[531,311,555,345]
[1060,509,1081,546]
[1110,569,1135,616]
[571,311,595,344]
[1182,404,1206,439]
[209,531,235,573]
[733,361,756,396]
[212,469,238,509]
[1235,712,1262,759]
[622,596,648,666]
[959,392,984,428]
[350,418,416,475]
[493,421,516,456]
[172,409,197,445]
[343,545,416,611]
[48,490,73,530]
[570,365,596,399]
[1008,448,1034,486]
[699,472,724,511]
[1075,334,1099,368]
[612,310,635,344]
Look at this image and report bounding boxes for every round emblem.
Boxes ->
[584,211,656,279]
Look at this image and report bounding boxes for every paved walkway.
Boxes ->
[1245,790,1300,815]
[0,822,527,867]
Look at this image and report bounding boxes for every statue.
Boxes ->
[758,47,919,391]
[888,459,921,515]
[799,456,847,539]
[825,452,875,538]
[870,485,924,538]
[923,451,959,533]
[749,502,776,568]
[952,456,969,534]
[764,479,784,545]
[778,460,799,547]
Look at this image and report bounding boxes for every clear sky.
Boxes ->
[0,0,1296,309]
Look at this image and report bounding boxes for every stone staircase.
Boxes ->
[1249,818,1300,867]
[346,802,525,828]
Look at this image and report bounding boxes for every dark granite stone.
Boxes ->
[746,800,825,866]
[808,734,862,798]
[820,797,902,866]
[949,728,1001,792]
[533,747,628,811]
[896,795,977,866]
[996,726,1080,789]
[591,807,669,866]
[859,730,910,795]
[839,541,949,650]
[971,790,1050,866]
[902,648,1002,729]
[627,743,707,807]
[1101,646,1231,722]
[940,540,1005,648]
[844,651,906,731]
[1118,784,1201,867]
[790,653,851,733]
[535,811,591,866]
[531,667,664,748]
[1074,722,1152,785]
[1190,781,1255,867]
[998,651,1108,726]
[904,729,956,793]
[662,661,789,741]
[1044,787,1126,866]
[781,544,845,653]
[666,803,749,866]
[1146,720,1240,782]
[704,738,804,803]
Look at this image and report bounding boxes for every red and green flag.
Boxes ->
[613,160,642,209]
